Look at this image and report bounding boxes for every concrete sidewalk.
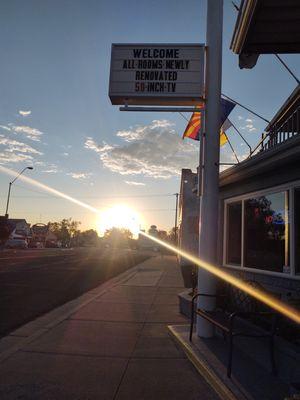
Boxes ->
[0,255,219,400]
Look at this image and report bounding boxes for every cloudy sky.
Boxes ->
[0,0,299,233]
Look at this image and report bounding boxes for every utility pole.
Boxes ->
[174,193,179,244]
[197,0,223,337]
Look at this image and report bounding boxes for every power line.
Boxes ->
[222,93,270,123]
[274,54,300,85]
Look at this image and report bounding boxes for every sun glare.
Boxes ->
[97,204,141,237]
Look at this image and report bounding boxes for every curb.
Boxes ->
[168,325,238,400]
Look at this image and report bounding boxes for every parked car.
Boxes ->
[5,238,28,249]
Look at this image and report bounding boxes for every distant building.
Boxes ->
[6,219,30,239]
[30,223,58,248]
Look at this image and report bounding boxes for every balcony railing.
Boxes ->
[261,106,300,152]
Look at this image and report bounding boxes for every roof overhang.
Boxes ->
[231,0,300,69]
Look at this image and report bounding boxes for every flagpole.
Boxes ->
[196,0,223,338]
[226,134,240,164]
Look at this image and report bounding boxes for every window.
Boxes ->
[244,192,288,273]
[295,189,300,274]
[226,202,242,265]
[225,190,290,274]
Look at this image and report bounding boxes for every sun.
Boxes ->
[97,204,141,237]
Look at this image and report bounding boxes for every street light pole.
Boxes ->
[4,167,33,218]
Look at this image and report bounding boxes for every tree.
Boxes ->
[104,227,133,248]
[48,218,81,247]
[72,229,98,247]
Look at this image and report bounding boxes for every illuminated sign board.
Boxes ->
[109,44,205,106]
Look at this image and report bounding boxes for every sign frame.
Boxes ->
[109,43,205,106]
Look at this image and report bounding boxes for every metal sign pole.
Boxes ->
[196,0,223,338]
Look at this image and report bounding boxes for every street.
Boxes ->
[0,247,149,337]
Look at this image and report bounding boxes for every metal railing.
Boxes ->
[246,106,300,159]
[261,106,300,152]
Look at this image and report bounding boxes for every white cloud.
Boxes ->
[42,163,60,173]
[240,124,257,132]
[0,152,33,164]
[237,116,243,120]
[19,110,32,117]
[0,125,11,131]
[67,172,92,180]
[84,138,113,153]
[9,124,43,141]
[84,120,198,179]
[43,169,58,173]
[34,161,47,166]
[245,124,257,132]
[62,152,69,156]
[245,118,253,123]
[0,137,43,155]
[125,180,146,186]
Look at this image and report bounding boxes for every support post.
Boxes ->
[197,0,223,338]
[174,193,179,244]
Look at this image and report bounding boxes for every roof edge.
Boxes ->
[230,0,258,53]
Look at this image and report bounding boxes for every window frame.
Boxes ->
[223,182,299,279]
[224,200,242,266]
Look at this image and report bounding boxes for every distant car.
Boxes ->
[5,238,28,249]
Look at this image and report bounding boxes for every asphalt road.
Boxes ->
[0,247,150,338]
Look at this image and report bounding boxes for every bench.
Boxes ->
[189,289,278,378]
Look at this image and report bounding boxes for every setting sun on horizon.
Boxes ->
[97,204,142,238]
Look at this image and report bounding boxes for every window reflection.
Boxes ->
[244,192,288,273]
[295,189,300,274]
[226,202,242,265]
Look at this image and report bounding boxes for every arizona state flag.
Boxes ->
[182,98,235,142]
[182,111,202,140]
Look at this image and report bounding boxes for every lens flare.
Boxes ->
[0,165,99,214]
[140,231,300,325]
[1,165,299,324]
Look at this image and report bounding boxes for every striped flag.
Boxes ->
[219,118,233,147]
[219,131,228,146]
[182,111,202,140]
[182,98,235,142]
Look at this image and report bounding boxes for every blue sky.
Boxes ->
[0,0,299,233]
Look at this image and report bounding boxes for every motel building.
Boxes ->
[178,0,300,390]
[178,82,300,391]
